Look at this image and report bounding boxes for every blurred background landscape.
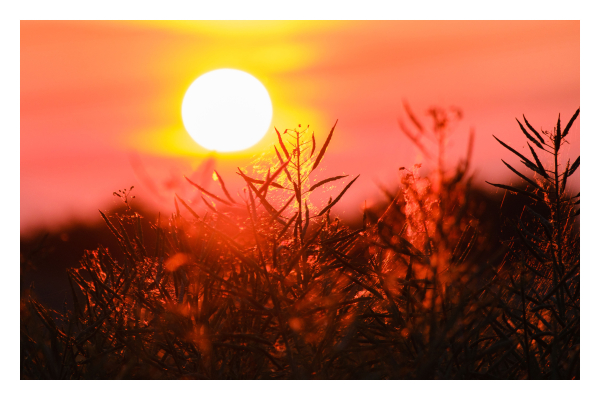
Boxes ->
[21,20,579,308]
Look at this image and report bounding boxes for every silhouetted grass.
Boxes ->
[20,107,579,379]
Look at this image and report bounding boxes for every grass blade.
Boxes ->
[258,158,291,195]
[275,127,290,159]
[522,114,545,144]
[516,119,544,149]
[501,160,545,192]
[213,170,237,204]
[318,175,359,216]
[237,168,286,225]
[555,114,562,151]
[560,159,570,194]
[568,156,580,177]
[238,173,285,190]
[201,196,218,213]
[492,135,537,172]
[311,119,338,173]
[485,181,543,201]
[185,176,231,206]
[175,194,200,218]
[562,108,580,139]
[274,145,293,182]
[307,175,348,192]
[527,143,550,179]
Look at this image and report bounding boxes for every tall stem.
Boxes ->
[553,141,565,319]
[296,132,303,244]
[553,148,563,273]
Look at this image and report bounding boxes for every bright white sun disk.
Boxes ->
[181,69,273,152]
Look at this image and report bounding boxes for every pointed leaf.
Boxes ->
[274,145,284,163]
[516,119,544,149]
[201,196,218,213]
[501,160,544,192]
[311,119,338,173]
[310,132,316,157]
[519,160,546,178]
[236,172,284,189]
[274,145,293,182]
[493,135,538,172]
[307,175,349,192]
[561,159,570,194]
[568,156,580,177]
[175,194,200,218]
[554,113,562,151]
[275,127,290,159]
[213,170,237,204]
[562,108,580,138]
[485,181,543,201]
[318,175,360,216]
[258,158,291,195]
[237,168,286,225]
[185,176,231,205]
[522,114,545,144]
[527,143,550,179]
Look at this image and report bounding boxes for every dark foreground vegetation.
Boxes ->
[21,107,580,379]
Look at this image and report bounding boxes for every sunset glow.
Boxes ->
[181,69,272,152]
[20,20,579,233]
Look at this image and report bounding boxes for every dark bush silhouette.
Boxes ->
[21,108,579,379]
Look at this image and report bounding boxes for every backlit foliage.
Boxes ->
[21,108,579,379]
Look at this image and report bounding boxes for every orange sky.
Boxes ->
[20,21,580,234]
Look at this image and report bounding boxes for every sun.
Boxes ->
[181,69,273,152]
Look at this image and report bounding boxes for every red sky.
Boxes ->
[20,21,580,235]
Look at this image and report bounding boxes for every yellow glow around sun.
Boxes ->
[181,69,273,152]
